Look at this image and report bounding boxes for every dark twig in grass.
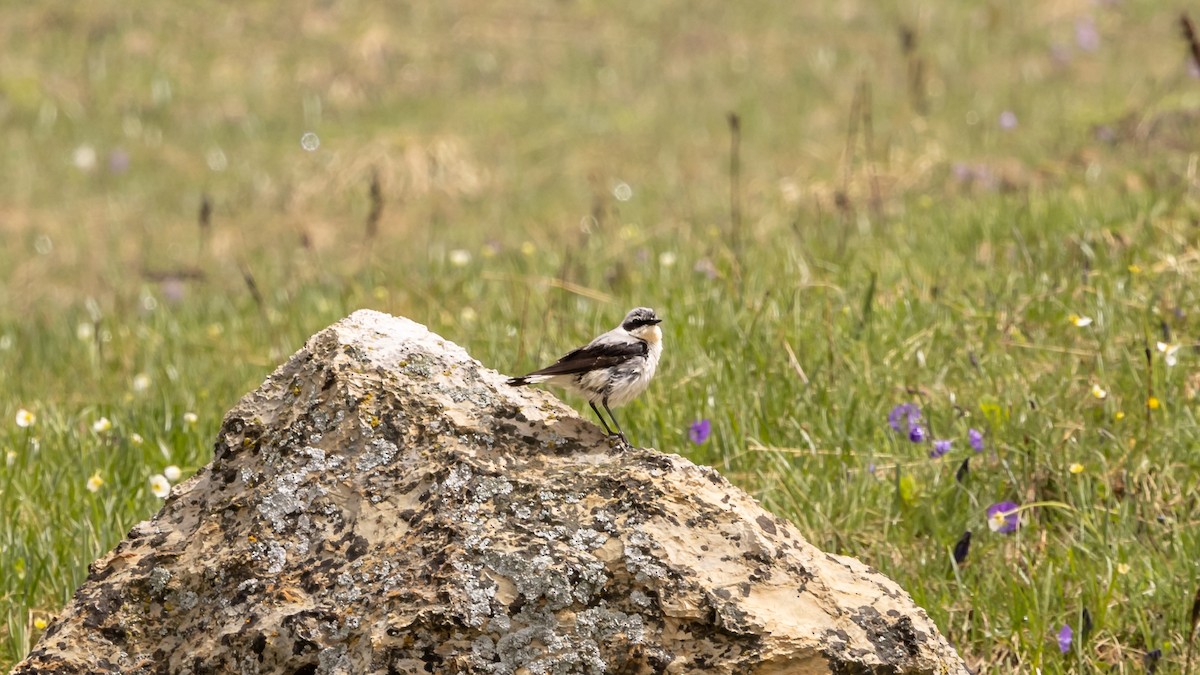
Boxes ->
[1181,14,1200,75]
[833,191,853,260]
[91,318,104,365]
[198,193,212,259]
[1187,584,1200,673]
[1145,345,1154,426]
[198,193,212,236]
[859,79,884,222]
[899,25,927,115]
[366,168,383,241]
[855,271,876,339]
[238,262,265,315]
[835,81,864,258]
[727,112,742,260]
[823,296,837,382]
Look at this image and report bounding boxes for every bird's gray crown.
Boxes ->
[621,307,662,331]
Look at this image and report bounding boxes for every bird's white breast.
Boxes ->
[604,332,662,407]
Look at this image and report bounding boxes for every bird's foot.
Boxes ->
[604,432,631,449]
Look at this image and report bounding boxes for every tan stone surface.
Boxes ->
[14,309,969,675]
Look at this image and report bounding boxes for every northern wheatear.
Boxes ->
[506,307,663,445]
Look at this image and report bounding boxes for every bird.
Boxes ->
[506,307,663,446]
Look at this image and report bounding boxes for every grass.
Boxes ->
[3,0,1200,671]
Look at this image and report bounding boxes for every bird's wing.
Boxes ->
[523,337,647,377]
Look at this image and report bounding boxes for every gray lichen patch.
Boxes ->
[14,310,969,675]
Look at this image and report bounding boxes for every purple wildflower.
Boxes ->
[693,258,718,280]
[986,501,1021,534]
[688,419,711,445]
[908,425,926,443]
[1075,17,1099,53]
[108,149,130,174]
[930,439,951,459]
[1057,624,1073,653]
[161,277,187,304]
[951,162,999,190]
[888,403,922,434]
[968,428,984,452]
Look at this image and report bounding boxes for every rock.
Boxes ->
[15,309,969,675]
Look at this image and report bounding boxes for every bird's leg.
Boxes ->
[602,398,630,447]
[588,401,617,438]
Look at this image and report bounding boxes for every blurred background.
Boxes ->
[3,1,1200,672]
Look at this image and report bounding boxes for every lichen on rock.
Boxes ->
[14,310,969,675]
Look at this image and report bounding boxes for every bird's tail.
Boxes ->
[506,374,549,387]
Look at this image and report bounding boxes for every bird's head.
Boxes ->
[621,307,663,342]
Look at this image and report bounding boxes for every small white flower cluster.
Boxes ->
[149,465,183,499]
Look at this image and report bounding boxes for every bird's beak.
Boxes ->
[649,318,663,325]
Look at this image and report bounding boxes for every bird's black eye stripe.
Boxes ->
[623,318,660,331]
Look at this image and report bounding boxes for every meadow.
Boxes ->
[2,0,1200,672]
